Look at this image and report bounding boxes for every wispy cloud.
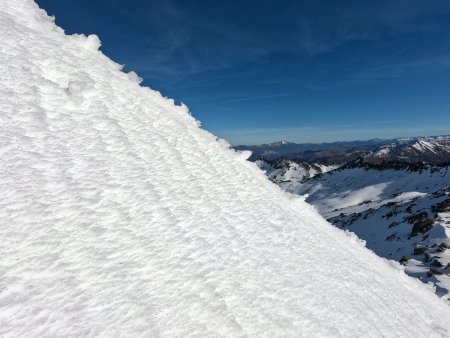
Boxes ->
[221,93,298,103]
[115,0,450,91]
[353,54,450,81]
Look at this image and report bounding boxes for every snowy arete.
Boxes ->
[1,1,450,337]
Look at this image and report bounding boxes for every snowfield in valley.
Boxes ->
[1,0,450,336]
[260,159,450,301]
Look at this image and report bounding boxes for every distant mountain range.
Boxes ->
[236,135,450,165]
[240,135,450,301]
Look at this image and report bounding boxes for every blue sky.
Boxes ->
[36,0,450,145]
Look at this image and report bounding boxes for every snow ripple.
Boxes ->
[0,1,450,337]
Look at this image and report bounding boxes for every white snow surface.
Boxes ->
[1,1,450,337]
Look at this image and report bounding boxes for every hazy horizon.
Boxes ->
[231,130,450,146]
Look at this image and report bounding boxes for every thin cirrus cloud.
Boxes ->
[221,93,298,104]
[101,0,450,90]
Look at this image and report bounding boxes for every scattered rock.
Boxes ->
[384,210,398,219]
[385,233,401,242]
[410,219,434,237]
[413,247,428,255]
[430,268,444,275]
[426,268,445,277]
[431,260,444,268]
[431,198,450,213]
[388,221,399,228]
[399,256,412,265]
[438,242,450,250]
[405,211,428,224]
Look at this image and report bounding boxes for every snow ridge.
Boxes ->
[1,1,450,336]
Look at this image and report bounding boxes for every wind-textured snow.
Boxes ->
[1,1,450,337]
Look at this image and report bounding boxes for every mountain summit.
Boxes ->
[1,1,450,336]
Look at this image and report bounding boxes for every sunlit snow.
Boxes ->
[1,1,450,336]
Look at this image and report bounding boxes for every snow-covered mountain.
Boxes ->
[236,138,393,161]
[256,158,450,300]
[255,158,339,188]
[239,135,450,164]
[2,1,450,336]
[367,138,450,165]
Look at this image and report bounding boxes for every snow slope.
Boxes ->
[296,166,450,299]
[1,1,450,336]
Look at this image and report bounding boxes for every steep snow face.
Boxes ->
[1,1,450,337]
